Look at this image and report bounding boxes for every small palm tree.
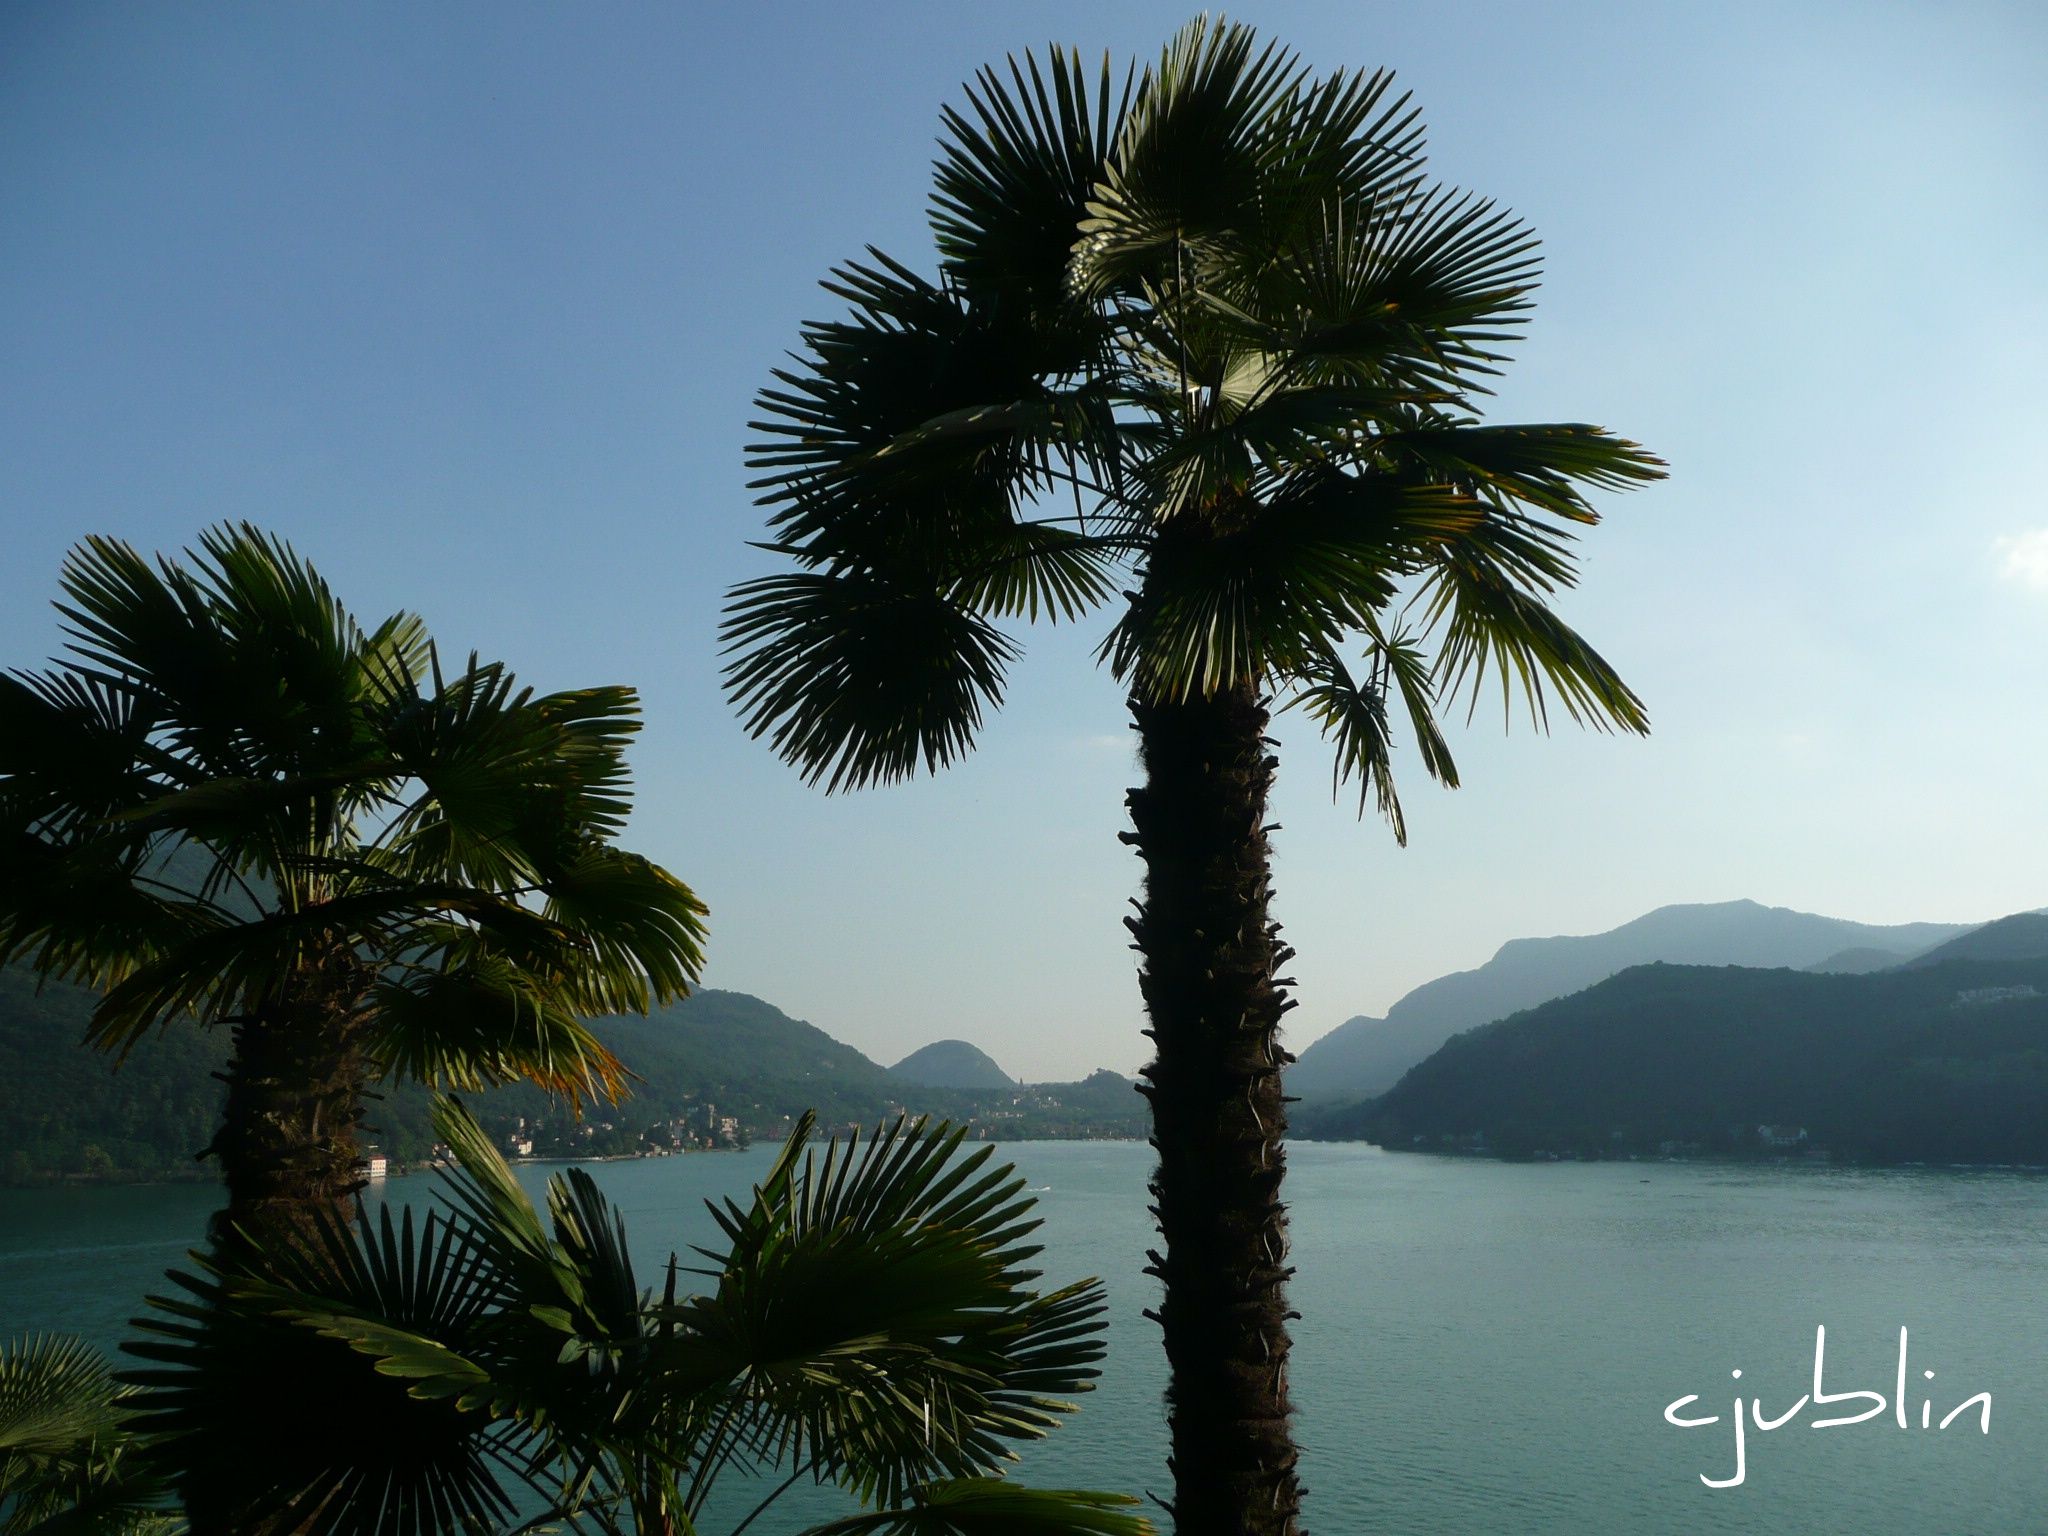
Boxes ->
[0,1334,178,1534]
[120,1096,1150,1536]
[722,20,1663,1533]
[0,526,707,1239]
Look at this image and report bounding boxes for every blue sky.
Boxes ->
[4,2,2045,1080]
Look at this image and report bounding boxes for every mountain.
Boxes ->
[1897,912,2048,968]
[1803,946,1912,974]
[890,1039,1016,1089]
[0,966,229,1184]
[1289,900,1975,1100]
[1307,953,2048,1165]
[0,975,1146,1184]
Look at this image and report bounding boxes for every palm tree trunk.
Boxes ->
[207,990,369,1246]
[1127,679,1303,1536]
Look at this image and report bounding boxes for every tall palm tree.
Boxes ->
[721,20,1663,1534]
[0,525,707,1240]
[122,1096,1150,1536]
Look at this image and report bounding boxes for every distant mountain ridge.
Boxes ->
[1898,912,2048,969]
[1307,952,2048,1164]
[1804,946,1907,974]
[1290,900,1977,1100]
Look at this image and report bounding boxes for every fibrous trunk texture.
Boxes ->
[1127,679,1303,1536]
[208,989,369,1247]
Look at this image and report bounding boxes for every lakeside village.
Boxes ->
[506,1101,750,1161]
[478,1087,1149,1165]
[480,1102,756,1168]
[361,1083,1150,1179]
[363,1103,752,1181]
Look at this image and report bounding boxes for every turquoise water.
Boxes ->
[4,1144,2044,1533]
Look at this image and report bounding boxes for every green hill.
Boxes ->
[1290,900,1973,1101]
[890,1039,1016,1089]
[1803,945,1911,974]
[1307,956,2048,1164]
[1898,912,2048,968]
[0,967,228,1184]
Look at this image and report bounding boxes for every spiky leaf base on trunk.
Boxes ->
[1128,681,1303,1536]
[207,991,370,1248]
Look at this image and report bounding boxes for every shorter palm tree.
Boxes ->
[0,526,707,1239]
[120,1097,1150,1536]
[0,1334,179,1534]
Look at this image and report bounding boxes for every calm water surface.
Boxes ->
[4,1144,2043,1533]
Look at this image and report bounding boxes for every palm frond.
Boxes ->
[1420,529,1650,734]
[121,1214,515,1535]
[943,521,1127,624]
[54,528,376,792]
[681,1117,1107,1510]
[1071,17,1308,299]
[722,570,1018,792]
[426,1097,570,1343]
[0,1337,127,1464]
[365,961,633,1108]
[0,1335,177,1536]
[1259,62,1425,223]
[538,844,709,1010]
[1366,616,1460,792]
[932,44,1131,316]
[1282,648,1407,840]
[1135,379,1441,519]
[45,537,248,783]
[0,830,221,994]
[1376,421,1667,522]
[0,670,169,844]
[80,882,566,1055]
[370,656,644,890]
[115,1097,1129,1534]
[751,257,1094,538]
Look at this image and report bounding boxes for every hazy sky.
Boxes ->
[4,2,2044,1080]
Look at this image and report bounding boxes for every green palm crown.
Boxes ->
[723,17,1665,837]
[0,523,707,1119]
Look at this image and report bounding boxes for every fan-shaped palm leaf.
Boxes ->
[679,1115,1106,1511]
[1071,20,1306,300]
[722,570,1019,792]
[122,1213,517,1534]
[1420,520,1650,733]
[0,1336,178,1535]
[932,46,1130,306]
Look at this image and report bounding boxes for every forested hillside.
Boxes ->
[0,975,1143,1183]
[1290,900,1973,1100]
[0,967,227,1182]
[1310,957,2048,1164]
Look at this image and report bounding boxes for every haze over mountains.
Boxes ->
[1289,900,1981,1100]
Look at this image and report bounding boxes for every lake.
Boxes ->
[4,1141,2044,1533]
